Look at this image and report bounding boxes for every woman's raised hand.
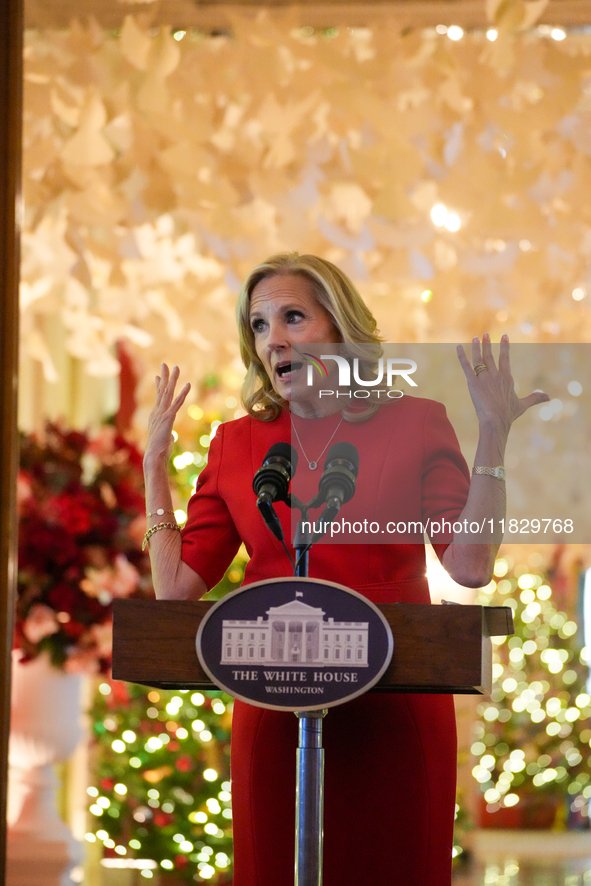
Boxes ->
[456,334,549,440]
[145,364,191,464]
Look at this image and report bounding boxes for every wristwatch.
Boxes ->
[472,466,506,480]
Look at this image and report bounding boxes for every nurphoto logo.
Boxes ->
[302,353,329,379]
[306,355,418,388]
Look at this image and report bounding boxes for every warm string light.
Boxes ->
[88,419,245,880]
[169,415,249,579]
[20,13,591,425]
[88,681,234,881]
[471,555,590,823]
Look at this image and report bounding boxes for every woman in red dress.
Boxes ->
[143,253,548,886]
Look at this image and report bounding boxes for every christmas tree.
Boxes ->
[86,681,234,881]
[471,548,590,828]
[87,410,248,880]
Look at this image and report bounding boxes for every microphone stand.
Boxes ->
[292,501,311,579]
[257,443,358,886]
[289,495,328,886]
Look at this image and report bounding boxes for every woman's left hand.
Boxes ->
[456,333,550,439]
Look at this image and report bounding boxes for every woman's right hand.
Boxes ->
[145,364,191,465]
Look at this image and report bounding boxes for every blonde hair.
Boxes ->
[236,253,383,422]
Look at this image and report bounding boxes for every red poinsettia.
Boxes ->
[15,422,153,674]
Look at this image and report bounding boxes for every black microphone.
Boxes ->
[253,443,298,540]
[318,442,359,518]
[253,443,298,504]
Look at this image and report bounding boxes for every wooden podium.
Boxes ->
[112,598,513,694]
[112,597,513,886]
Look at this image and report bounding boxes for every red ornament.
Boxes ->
[109,680,130,705]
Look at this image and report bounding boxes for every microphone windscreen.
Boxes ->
[323,442,359,476]
[263,442,298,474]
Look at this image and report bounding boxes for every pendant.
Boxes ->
[309,461,318,470]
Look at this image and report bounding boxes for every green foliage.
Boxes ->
[87,413,249,878]
[471,552,590,827]
[169,416,249,601]
[87,681,234,881]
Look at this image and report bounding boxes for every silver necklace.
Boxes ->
[290,414,344,470]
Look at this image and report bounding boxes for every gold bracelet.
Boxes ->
[472,466,506,480]
[142,521,181,551]
[147,508,175,518]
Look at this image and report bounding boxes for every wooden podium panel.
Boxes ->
[112,599,512,695]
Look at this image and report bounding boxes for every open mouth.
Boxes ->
[276,361,303,378]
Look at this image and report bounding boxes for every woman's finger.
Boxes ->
[518,390,550,415]
[471,337,482,368]
[153,363,185,414]
[154,375,165,406]
[171,382,191,412]
[155,364,170,403]
[498,334,511,376]
[456,345,474,379]
[160,365,180,409]
[481,332,494,368]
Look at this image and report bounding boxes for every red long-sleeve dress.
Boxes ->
[181,399,470,886]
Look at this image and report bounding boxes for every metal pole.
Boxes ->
[0,0,22,877]
[295,710,327,886]
[293,508,311,578]
[293,511,326,885]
